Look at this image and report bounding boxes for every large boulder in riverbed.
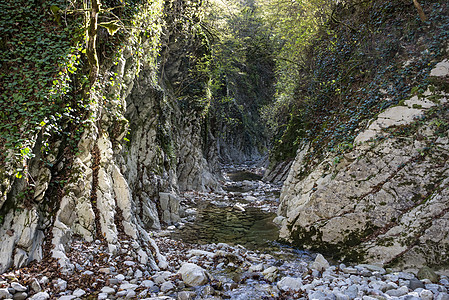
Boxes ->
[178,263,209,286]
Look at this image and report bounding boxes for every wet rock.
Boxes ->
[262,266,278,282]
[311,254,330,271]
[276,276,303,292]
[418,266,439,283]
[248,263,263,272]
[178,263,209,286]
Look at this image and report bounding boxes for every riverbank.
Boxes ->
[0,164,448,299]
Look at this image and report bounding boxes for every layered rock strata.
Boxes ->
[278,60,449,270]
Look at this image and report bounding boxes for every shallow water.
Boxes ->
[171,202,279,250]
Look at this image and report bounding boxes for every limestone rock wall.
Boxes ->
[278,60,449,270]
[0,2,218,273]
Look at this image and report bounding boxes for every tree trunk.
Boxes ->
[87,0,100,86]
[412,0,427,22]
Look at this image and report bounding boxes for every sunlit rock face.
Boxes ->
[0,2,218,273]
[278,61,449,270]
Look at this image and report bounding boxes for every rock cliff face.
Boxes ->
[0,1,218,273]
[278,60,449,270]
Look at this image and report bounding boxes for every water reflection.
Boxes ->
[171,203,279,250]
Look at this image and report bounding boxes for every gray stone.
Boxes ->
[58,296,76,300]
[101,286,115,294]
[276,276,303,292]
[135,269,143,278]
[30,292,50,300]
[418,267,439,283]
[107,278,119,285]
[420,289,434,300]
[262,266,278,282]
[309,291,326,299]
[39,276,49,285]
[385,286,409,297]
[56,279,67,291]
[116,290,127,297]
[142,280,155,288]
[123,260,135,266]
[342,267,358,274]
[11,282,27,292]
[73,288,86,297]
[178,291,197,300]
[437,293,449,300]
[0,287,12,299]
[97,292,108,300]
[202,285,215,296]
[312,254,330,271]
[344,285,358,299]
[178,263,209,286]
[408,278,425,290]
[334,292,350,300]
[119,283,138,290]
[31,278,42,293]
[160,281,175,293]
[125,290,136,298]
[13,292,28,300]
[248,263,263,272]
[115,274,125,282]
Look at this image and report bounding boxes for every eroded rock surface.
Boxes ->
[278,61,449,270]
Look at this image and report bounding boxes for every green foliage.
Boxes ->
[265,0,449,164]
[206,0,276,157]
[0,0,88,174]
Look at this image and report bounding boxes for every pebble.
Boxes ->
[178,291,197,300]
[0,288,12,299]
[31,279,42,293]
[56,279,67,291]
[101,286,115,294]
[97,292,108,300]
[312,253,330,271]
[12,292,28,300]
[142,280,155,288]
[30,292,50,300]
[119,283,138,290]
[73,288,86,297]
[160,281,175,293]
[11,282,27,292]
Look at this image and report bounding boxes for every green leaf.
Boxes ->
[98,21,121,36]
